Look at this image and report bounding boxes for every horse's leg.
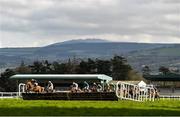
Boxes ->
[38,86,42,93]
[25,85,28,92]
[41,87,44,92]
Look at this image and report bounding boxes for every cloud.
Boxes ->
[0,0,180,47]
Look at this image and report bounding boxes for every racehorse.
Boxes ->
[154,89,160,100]
[25,80,44,93]
[33,83,44,93]
[25,80,34,92]
[70,85,82,93]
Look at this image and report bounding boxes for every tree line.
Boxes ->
[0,55,142,91]
[142,65,180,75]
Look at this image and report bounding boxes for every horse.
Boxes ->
[82,87,90,92]
[25,80,34,92]
[25,80,44,93]
[70,85,82,93]
[154,89,160,100]
[33,84,44,93]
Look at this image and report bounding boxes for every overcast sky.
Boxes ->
[0,0,180,47]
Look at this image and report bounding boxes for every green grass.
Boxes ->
[0,99,180,116]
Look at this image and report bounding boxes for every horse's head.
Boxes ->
[26,80,34,91]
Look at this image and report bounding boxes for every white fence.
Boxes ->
[0,92,19,98]
[161,95,180,100]
[0,83,26,99]
[115,81,155,102]
[18,83,26,97]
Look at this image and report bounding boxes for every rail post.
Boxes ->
[18,83,26,97]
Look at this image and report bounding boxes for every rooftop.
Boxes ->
[10,74,112,81]
[143,74,180,81]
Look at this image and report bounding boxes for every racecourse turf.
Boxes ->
[0,99,180,116]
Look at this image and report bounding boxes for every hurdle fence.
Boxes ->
[2,82,180,100]
[115,81,155,102]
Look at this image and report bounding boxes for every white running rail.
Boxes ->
[0,83,26,98]
[18,83,26,97]
[0,92,19,98]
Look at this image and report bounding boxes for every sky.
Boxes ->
[0,0,180,48]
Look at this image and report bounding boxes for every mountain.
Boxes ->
[0,39,179,72]
[54,39,110,45]
[35,42,169,60]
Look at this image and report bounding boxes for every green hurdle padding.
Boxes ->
[21,92,118,101]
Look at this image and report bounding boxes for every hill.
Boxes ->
[127,45,180,71]
[0,39,178,72]
[35,39,170,60]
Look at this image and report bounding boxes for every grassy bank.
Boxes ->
[0,99,180,116]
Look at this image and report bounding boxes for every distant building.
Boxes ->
[143,73,180,88]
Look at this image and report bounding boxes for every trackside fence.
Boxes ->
[0,92,19,99]
[160,95,180,100]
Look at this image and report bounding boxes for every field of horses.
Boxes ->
[0,99,180,116]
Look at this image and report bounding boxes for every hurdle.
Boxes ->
[115,81,155,101]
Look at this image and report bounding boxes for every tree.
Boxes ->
[0,55,135,91]
[87,58,96,73]
[77,59,96,74]
[128,70,143,80]
[77,60,89,73]
[15,61,31,74]
[29,61,43,73]
[159,66,170,75]
[111,55,132,80]
[142,65,151,75]
[96,59,111,76]
[51,61,70,74]
[41,60,52,74]
[0,69,16,91]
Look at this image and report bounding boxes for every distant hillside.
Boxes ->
[130,45,180,57]
[0,39,179,72]
[0,48,38,56]
[127,45,180,72]
[54,39,110,45]
[0,47,39,71]
[35,39,172,60]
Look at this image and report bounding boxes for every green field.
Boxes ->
[0,99,180,116]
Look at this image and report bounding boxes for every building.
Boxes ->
[143,74,180,88]
[143,73,180,95]
[10,74,112,91]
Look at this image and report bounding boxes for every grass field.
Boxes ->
[0,99,180,116]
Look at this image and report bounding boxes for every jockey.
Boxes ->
[31,79,37,82]
[47,81,54,92]
[97,84,102,92]
[31,79,37,86]
[92,82,97,92]
[34,82,38,86]
[72,82,78,90]
[93,82,97,88]
[83,81,89,90]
